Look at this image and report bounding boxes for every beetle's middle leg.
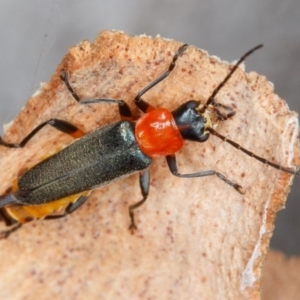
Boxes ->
[128,169,150,233]
[60,71,133,121]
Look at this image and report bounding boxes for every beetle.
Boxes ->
[0,43,298,238]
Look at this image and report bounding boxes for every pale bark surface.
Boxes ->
[0,31,298,300]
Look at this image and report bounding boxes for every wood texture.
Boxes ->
[0,30,298,299]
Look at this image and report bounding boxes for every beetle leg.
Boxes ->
[0,208,18,227]
[166,154,244,194]
[81,98,132,121]
[44,195,88,220]
[60,71,81,102]
[214,109,236,121]
[211,101,236,121]
[128,169,150,233]
[211,101,234,112]
[134,44,188,113]
[0,119,85,148]
[0,206,22,239]
[60,71,133,121]
[0,223,22,239]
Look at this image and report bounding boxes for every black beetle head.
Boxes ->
[172,100,210,143]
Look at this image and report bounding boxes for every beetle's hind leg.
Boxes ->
[0,209,22,239]
[0,118,86,148]
[0,223,22,239]
[44,195,88,220]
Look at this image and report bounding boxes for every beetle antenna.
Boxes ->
[207,127,300,176]
[199,44,264,113]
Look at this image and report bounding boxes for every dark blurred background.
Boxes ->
[0,0,299,255]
